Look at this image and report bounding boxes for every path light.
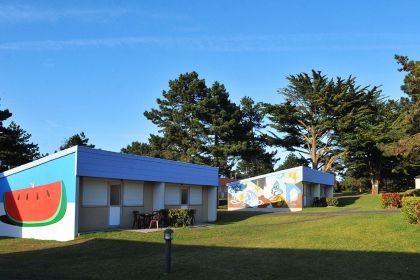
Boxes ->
[164,228,173,273]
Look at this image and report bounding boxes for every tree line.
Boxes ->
[1,55,418,194]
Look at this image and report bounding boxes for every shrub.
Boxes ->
[403,189,420,197]
[417,202,420,224]
[401,197,420,224]
[167,209,195,227]
[380,193,401,208]
[326,197,339,207]
[312,197,327,207]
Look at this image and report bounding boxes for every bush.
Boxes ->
[167,209,195,227]
[401,197,420,224]
[403,189,420,197]
[380,193,401,208]
[312,197,327,207]
[326,197,339,207]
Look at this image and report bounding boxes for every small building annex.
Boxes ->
[228,166,334,211]
[0,146,218,241]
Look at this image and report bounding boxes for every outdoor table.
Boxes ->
[140,213,153,228]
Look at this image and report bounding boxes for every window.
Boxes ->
[181,188,188,205]
[82,179,107,206]
[123,181,144,206]
[110,184,121,206]
[189,186,202,204]
[165,184,180,205]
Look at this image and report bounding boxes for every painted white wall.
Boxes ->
[0,202,76,242]
[416,178,420,189]
[207,187,217,222]
[153,182,165,211]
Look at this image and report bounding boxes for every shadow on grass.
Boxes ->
[216,210,269,225]
[337,195,361,207]
[0,238,418,280]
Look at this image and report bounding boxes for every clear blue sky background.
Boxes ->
[0,0,419,158]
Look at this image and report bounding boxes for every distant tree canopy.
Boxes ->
[340,55,419,193]
[59,132,95,151]
[122,56,418,194]
[0,103,41,171]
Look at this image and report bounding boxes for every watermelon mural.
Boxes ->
[1,181,67,227]
[0,151,77,241]
[228,169,303,210]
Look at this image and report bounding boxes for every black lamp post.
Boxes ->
[164,228,173,273]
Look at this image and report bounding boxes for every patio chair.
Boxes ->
[132,211,142,229]
[149,211,161,229]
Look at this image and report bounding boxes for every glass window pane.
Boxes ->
[181,188,188,205]
[110,185,121,206]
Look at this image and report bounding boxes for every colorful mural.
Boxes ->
[228,169,303,209]
[0,152,76,241]
[1,181,67,227]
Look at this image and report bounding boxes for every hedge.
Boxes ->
[401,197,420,224]
[403,189,420,197]
[381,193,401,208]
[326,197,339,207]
[167,209,195,227]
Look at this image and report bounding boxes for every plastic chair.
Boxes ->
[132,211,141,229]
[149,211,161,229]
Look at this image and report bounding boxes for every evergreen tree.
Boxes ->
[142,71,248,176]
[341,99,396,194]
[0,105,41,171]
[276,153,308,171]
[235,97,276,177]
[143,72,209,165]
[265,70,378,173]
[375,55,420,190]
[59,132,95,151]
[201,82,244,175]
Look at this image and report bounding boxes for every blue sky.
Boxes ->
[0,0,419,157]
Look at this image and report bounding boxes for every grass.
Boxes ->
[0,196,419,280]
[302,193,382,212]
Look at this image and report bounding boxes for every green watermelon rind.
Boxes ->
[3,181,67,227]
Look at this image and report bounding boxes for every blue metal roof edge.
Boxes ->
[76,146,219,172]
[301,166,335,185]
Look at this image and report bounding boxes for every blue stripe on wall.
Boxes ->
[0,153,77,202]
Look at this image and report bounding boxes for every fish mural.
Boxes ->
[228,170,302,209]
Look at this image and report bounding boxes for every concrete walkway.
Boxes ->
[127,223,210,234]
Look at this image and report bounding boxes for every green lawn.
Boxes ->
[0,196,419,280]
[302,193,382,212]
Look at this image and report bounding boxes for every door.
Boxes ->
[109,184,121,226]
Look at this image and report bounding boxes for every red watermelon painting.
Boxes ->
[1,181,67,227]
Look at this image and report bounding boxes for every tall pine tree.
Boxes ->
[0,103,41,171]
[266,70,378,173]
[59,132,95,151]
[235,97,276,178]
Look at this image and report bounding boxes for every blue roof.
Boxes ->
[0,146,219,187]
[301,167,335,185]
[229,166,334,186]
[76,146,219,186]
